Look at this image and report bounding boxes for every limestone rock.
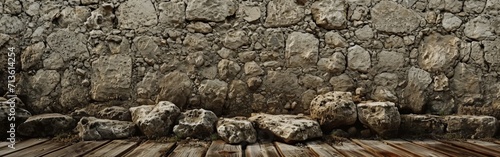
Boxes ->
[117,0,157,29]
[325,32,348,48]
[347,45,371,73]
[0,15,24,34]
[464,16,494,40]
[173,109,218,138]
[265,0,304,27]
[433,74,449,91]
[136,72,160,100]
[444,115,497,138]
[227,80,251,116]
[299,74,324,90]
[240,6,261,22]
[59,70,89,113]
[58,6,91,29]
[376,50,404,72]
[442,13,462,31]
[30,69,60,97]
[4,0,22,14]
[310,92,357,131]
[400,114,445,136]
[159,1,185,27]
[183,33,209,51]
[84,5,115,30]
[133,36,160,61]
[311,0,347,29]
[47,29,89,62]
[186,22,212,33]
[77,117,136,140]
[329,74,355,92]
[130,101,181,138]
[262,71,304,112]
[418,34,460,72]
[249,114,323,143]
[21,42,45,70]
[355,25,374,40]
[186,0,237,22]
[157,71,193,109]
[357,102,401,138]
[317,52,346,75]
[218,59,241,80]
[451,63,482,105]
[18,113,76,137]
[401,67,432,113]
[244,61,264,76]
[98,106,131,121]
[224,30,249,49]
[285,32,319,68]
[91,55,132,101]
[484,39,500,71]
[198,80,229,115]
[371,1,424,33]
[371,87,398,102]
[465,0,486,13]
[217,117,257,144]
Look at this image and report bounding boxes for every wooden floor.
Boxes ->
[1,138,500,157]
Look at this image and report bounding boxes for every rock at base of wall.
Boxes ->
[77,117,137,141]
[357,102,401,138]
[173,109,218,139]
[309,91,357,132]
[98,106,132,121]
[249,113,323,143]
[217,117,257,144]
[444,115,497,139]
[18,113,76,137]
[130,101,180,138]
[1,101,31,139]
[400,114,445,136]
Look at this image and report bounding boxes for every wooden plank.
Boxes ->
[384,139,449,157]
[331,141,377,157]
[205,140,242,157]
[0,141,10,148]
[466,140,500,151]
[274,142,316,157]
[124,140,175,157]
[352,139,416,157]
[439,140,500,156]
[306,141,344,157]
[83,140,140,157]
[245,142,280,157]
[412,140,488,157]
[43,140,110,157]
[168,141,210,157]
[0,138,49,156]
[5,140,69,157]
[495,141,500,145]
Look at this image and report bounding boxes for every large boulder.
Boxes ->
[98,106,132,121]
[401,67,432,113]
[357,102,401,138]
[156,71,193,110]
[198,80,228,115]
[129,101,181,138]
[443,115,497,138]
[173,109,218,139]
[418,33,460,72]
[310,91,357,132]
[285,32,319,68]
[77,117,137,141]
[249,113,323,143]
[400,114,445,136]
[90,54,132,101]
[18,113,76,137]
[217,117,257,144]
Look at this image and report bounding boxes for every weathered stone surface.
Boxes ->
[130,101,180,138]
[401,67,432,113]
[249,114,323,143]
[418,33,460,72]
[444,115,497,138]
[465,0,486,13]
[311,0,347,29]
[47,29,89,62]
[325,31,348,48]
[157,71,193,109]
[451,63,482,105]
[464,16,494,40]
[265,0,304,27]
[400,114,445,136]
[217,117,257,144]
[59,70,89,113]
[262,71,304,113]
[285,32,319,68]
[183,33,209,51]
[329,74,355,92]
[136,72,160,100]
[484,39,500,71]
[31,69,60,97]
[198,80,228,115]
[18,113,76,137]
[173,109,218,138]
[355,25,374,40]
[244,61,264,76]
[376,50,404,72]
[299,74,324,90]
[371,1,424,33]
[240,6,261,22]
[159,1,185,26]
[357,102,401,138]
[227,80,251,116]
[224,30,249,49]
[186,0,237,22]
[310,92,357,131]
[77,117,136,140]
[347,45,371,73]
[134,36,160,61]
[442,13,462,31]
[0,15,24,34]
[98,106,131,121]
[117,0,157,29]
[91,55,132,101]
[21,42,45,70]
[218,59,241,80]
[186,22,212,33]
[58,6,90,29]
[318,52,346,75]
[0,101,31,139]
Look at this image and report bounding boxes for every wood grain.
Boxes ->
[274,142,316,157]
[411,139,488,157]
[331,141,377,157]
[124,140,175,157]
[245,142,280,157]
[0,141,10,148]
[466,140,500,151]
[4,140,68,157]
[168,141,210,157]
[205,140,242,157]
[43,140,109,157]
[384,139,449,157]
[306,141,344,157]
[352,139,416,157]
[439,140,500,156]
[0,138,49,156]
[83,140,140,157]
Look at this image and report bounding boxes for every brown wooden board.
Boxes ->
[411,140,488,157]
[306,141,344,157]
[83,140,140,157]
[168,141,210,157]
[383,139,449,157]
[439,140,500,156]
[205,140,242,157]
[0,141,10,148]
[466,140,500,151]
[245,142,281,157]
[274,142,316,157]
[43,140,110,157]
[4,140,69,157]
[124,140,175,157]
[331,141,377,157]
[0,138,49,156]
[495,140,500,145]
[352,139,416,157]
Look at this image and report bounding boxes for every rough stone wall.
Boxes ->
[1,0,499,117]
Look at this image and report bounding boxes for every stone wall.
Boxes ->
[1,0,499,117]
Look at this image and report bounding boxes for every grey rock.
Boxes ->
[224,30,249,49]
[21,42,45,70]
[4,0,22,14]
[0,102,31,139]
[98,106,132,121]
[77,117,136,140]
[198,79,228,115]
[0,15,24,34]
[159,1,185,27]
[311,0,347,29]
[400,114,445,136]
[347,45,371,73]
[355,25,374,40]
[84,6,115,30]
[329,74,355,92]
[43,53,64,70]
[218,59,241,80]
[247,77,262,90]
[59,70,89,113]
[91,55,132,101]
[371,87,398,102]
[186,0,237,22]
[249,113,323,143]
[173,109,218,138]
[186,22,212,33]
[183,33,209,51]
[238,51,257,62]
[451,63,482,105]
[357,102,401,138]
[310,92,357,131]
[464,16,494,40]
[265,30,285,50]
[299,74,324,90]
[485,0,500,13]
[401,67,432,113]
[317,52,346,75]
[433,74,449,92]
[136,72,160,100]
[442,13,462,31]
[31,70,60,97]
[325,32,348,48]
[484,39,500,71]
[240,6,261,22]
[265,0,304,27]
[58,6,91,29]
[157,71,193,110]
[117,0,157,29]
[376,50,404,72]
[418,33,460,72]
[227,80,251,116]
[285,32,319,68]
[18,113,76,137]
[464,0,486,13]
[444,115,497,138]
[371,1,424,33]
[130,101,181,138]
[217,117,257,144]
[47,29,89,62]
[244,61,264,76]
[134,36,160,62]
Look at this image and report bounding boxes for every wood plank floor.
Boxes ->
[0,138,499,157]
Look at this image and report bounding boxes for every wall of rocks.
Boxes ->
[1,0,500,118]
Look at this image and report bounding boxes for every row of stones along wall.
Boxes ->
[1,0,500,117]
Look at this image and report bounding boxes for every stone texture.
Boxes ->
[0,15,24,34]
[418,33,460,72]
[117,0,157,29]
[18,113,76,137]
[371,1,424,33]
[218,59,241,80]
[0,101,31,139]
[130,101,181,138]
[217,117,257,144]
[451,63,482,105]
[285,32,319,68]
[186,0,237,22]
[265,0,304,27]
[91,55,132,101]
[249,114,323,143]
[357,102,401,138]
[310,92,357,131]
[77,117,136,140]
[442,13,462,31]
[198,80,229,115]
[173,109,218,138]
[224,30,249,49]
[401,67,432,113]
[464,16,494,40]
[98,106,132,121]
[21,42,45,70]
[444,115,497,138]
[325,32,348,48]
[329,74,355,92]
[244,61,264,76]
[484,39,500,71]
[159,1,185,27]
[347,45,371,73]
[47,29,89,62]
[318,52,346,75]
[156,71,193,109]
[376,50,404,72]
[400,114,445,136]
[311,0,347,29]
